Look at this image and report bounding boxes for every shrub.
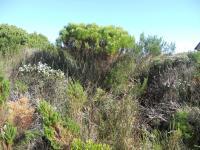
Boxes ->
[0,24,28,55]
[38,100,61,127]
[170,107,200,147]
[57,23,135,86]
[88,88,137,149]
[63,117,80,136]
[57,23,134,56]
[0,122,17,149]
[19,62,65,79]
[18,62,67,111]
[71,138,111,150]
[66,81,87,118]
[173,110,193,140]
[7,97,35,132]
[0,76,10,105]
[28,32,53,50]
[136,33,175,56]
[38,100,74,149]
[188,51,200,64]
[14,80,28,94]
[105,54,136,94]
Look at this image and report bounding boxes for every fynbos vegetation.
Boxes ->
[0,23,199,150]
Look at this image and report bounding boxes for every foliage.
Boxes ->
[17,62,68,114]
[14,80,28,94]
[138,77,148,95]
[0,24,28,55]
[136,33,175,56]
[0,122,17,147]
[71,138,111,150]
[57,23,134,56]
[63,117,80,136]
[89,88,137,149]
[105,54,136,94]
[38,100,63,149]
[66,81,87,117]
[188,51,200,78]
[38,100,61,127]
[38,100,75,149]
[173,110,193,141]
[28,32,53,50]
[19,62,65,79]
[0,76,10,105]
[188,51,200,64]
[141,129,183,150]
[22,130,40,144]
[170,107,200,148]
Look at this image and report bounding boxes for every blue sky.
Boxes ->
[1,0,199,52]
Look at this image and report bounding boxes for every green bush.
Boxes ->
[0,122,17,147]
[38,100,64,149]
[0,24,28,55]
[173,110,193,140]
[171,108,200,147]
[71,138,111,150]
[57,23,134,56]
[188,51,200,64]
[38,100,61,127]
[14,80,28,94]
[28,32,53,50]
[105,54,136,94]
[66,81,87,117]
[90,88,137,149]
[136,33,175,56]
[0,76,10,105]
[63,117,80,136]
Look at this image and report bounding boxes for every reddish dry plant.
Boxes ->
[7,97,35,132]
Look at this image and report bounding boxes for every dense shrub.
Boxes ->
[57,23,134,56]
[188,51,200,64]
[66,81,87,118]
[0,24,28,55]
[171,107,200,148]
[105,54,136,94]
[56,23,135,86]
[18,62,67,110]
[28,32,53,50]
[38,100,73,149]
[86,88,137,149]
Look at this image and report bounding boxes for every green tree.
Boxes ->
[57,23,135,56]
[137,33,175,56]
[28,32,53,50]
[0,24,28,55]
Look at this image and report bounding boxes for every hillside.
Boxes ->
[0,24,200,150]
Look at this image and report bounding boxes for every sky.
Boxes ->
[1,0,199,53]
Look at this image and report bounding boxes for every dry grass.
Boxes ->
[0,106,8,128]
[7,97,35,132]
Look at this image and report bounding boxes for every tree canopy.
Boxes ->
[57,23,135,56]
[137,33,176,56]
[0,24,28,55]
[28,32,52,50]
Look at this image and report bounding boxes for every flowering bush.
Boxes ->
[17,62,67,113]
[19,62,65,79]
